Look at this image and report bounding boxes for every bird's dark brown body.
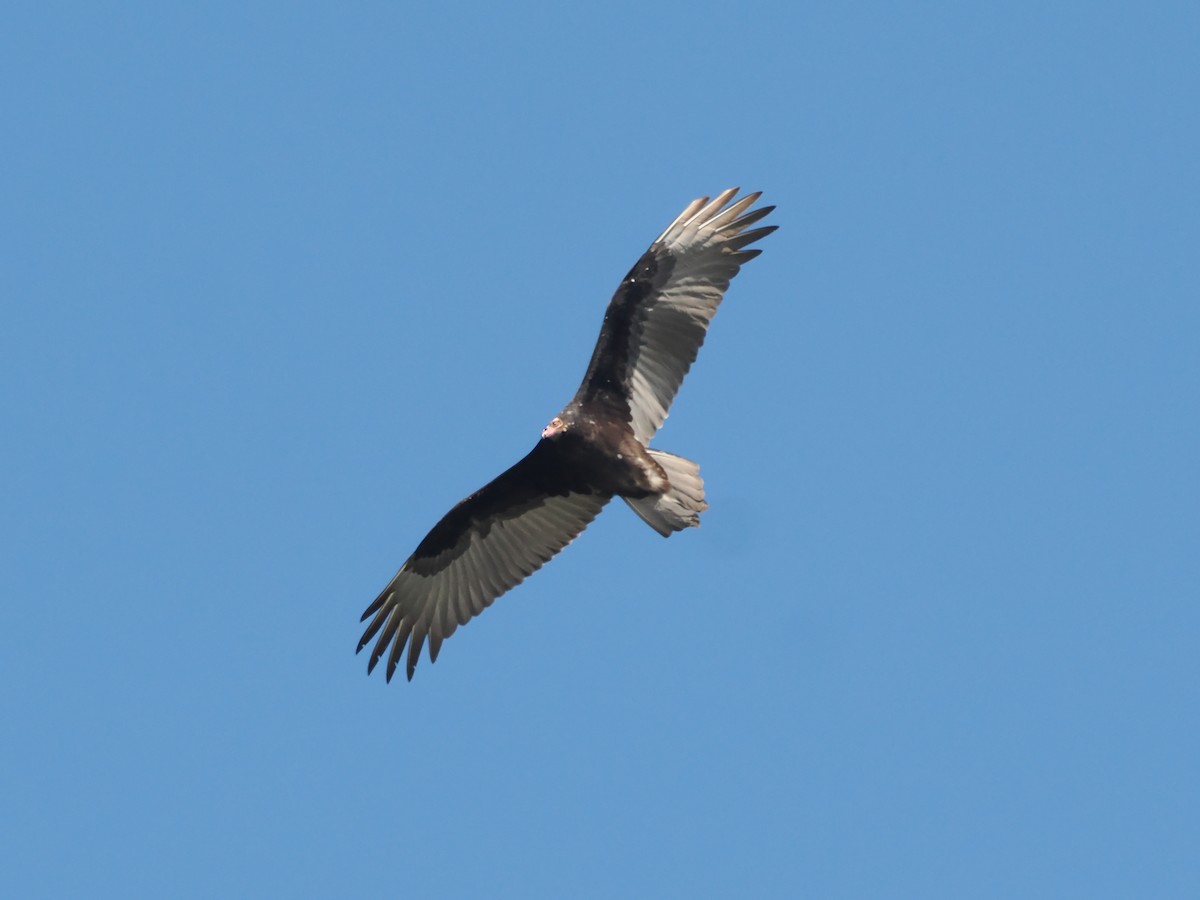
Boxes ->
[554,411,668,499]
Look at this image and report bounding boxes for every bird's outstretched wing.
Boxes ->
[574,188,776,442]
[358,441,610,681]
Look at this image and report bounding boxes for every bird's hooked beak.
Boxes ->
[542,416,565,438]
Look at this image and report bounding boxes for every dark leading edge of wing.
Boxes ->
[575,188,776,442]
[357,440,611,681]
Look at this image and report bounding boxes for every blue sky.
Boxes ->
[3,2,1198,896]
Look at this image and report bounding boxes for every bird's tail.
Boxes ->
[622,450,708,537]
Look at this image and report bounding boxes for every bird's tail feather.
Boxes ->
[623,450,708,537]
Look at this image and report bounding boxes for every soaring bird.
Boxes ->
[358,188,775,681]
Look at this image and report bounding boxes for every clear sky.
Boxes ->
[3,2,1197,897]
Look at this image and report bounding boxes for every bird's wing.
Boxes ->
[357,440,610,681]
[573,188,776,443]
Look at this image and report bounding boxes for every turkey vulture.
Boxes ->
[358,188,776,681]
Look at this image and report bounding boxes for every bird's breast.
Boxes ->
[562,423,666,498]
